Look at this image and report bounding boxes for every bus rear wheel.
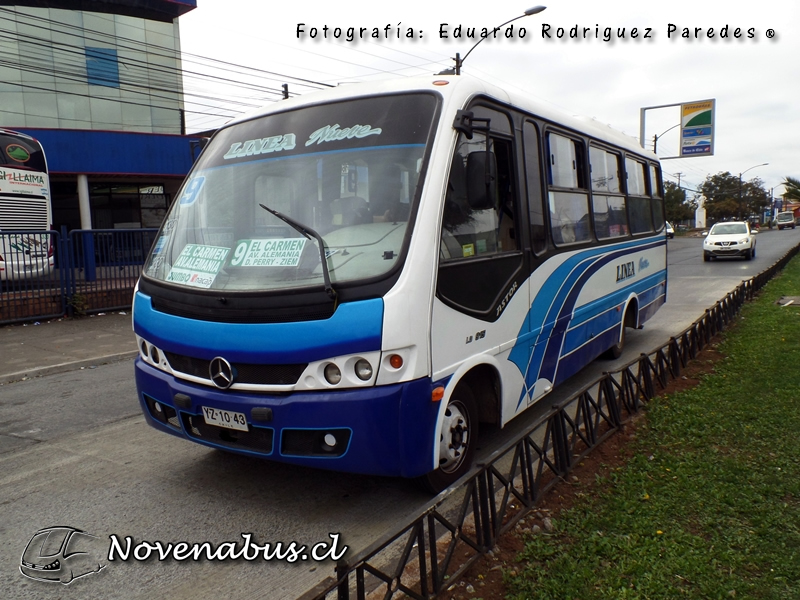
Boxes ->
[605,304,635,359]
[418,386,478,494]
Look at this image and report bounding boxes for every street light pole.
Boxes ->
[446,6,547,75]
[652,123,680,153]
[738,162,768,220]
[770,183,787,216]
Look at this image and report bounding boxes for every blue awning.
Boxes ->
[17,128,205,177]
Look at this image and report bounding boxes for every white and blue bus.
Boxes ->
[133,75,666,491]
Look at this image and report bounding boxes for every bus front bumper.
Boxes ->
[135,357,440,479]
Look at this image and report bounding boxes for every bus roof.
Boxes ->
[224,75,654,160]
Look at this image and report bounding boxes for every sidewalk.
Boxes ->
[0,311,139,385]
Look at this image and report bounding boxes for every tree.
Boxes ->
[699,171,769,223]
[664,181,698,223]
[782,176,800,202]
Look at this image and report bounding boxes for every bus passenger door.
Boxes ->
[433,106,528,425]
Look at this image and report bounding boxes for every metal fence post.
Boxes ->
[59,226,74,316]
[477,470,494,551]
[603,374,622,427]
[336,563,350,600]
[82,230,97,282]
[551,408,571,477]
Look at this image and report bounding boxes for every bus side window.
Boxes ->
[625,157,653,234]
[440,135,518,260]
[590,146,629,240]
[494,138,518,254]
[649,163,665,231]
[547,132,590,246]
[523,121,546,255]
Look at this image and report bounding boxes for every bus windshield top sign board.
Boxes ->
[680,99,715,157]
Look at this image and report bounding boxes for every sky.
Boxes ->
[176,0,799,200]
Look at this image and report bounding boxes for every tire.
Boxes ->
[605,304,634,359]
[606,318,626,359]
[745,248,752,260]
[703,252,711,262]
[418,385,478,494]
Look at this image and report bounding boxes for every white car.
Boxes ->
[702,221,757,261]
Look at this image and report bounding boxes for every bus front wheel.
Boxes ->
[419,386,478,494]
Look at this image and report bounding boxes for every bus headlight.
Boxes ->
[354,359,373,381]
[300,351,381,390]
[324,363,342,385]
[136,335,172,374]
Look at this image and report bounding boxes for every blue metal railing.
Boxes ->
[0,228,158,325]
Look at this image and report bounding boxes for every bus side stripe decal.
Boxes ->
[511,239,665,408]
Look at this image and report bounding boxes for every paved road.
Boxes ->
[1,227,797,599]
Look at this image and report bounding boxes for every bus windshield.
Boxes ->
[144,93,438,293]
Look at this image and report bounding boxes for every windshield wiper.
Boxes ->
[258,203,337,303]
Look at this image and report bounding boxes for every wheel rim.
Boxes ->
[438,400,471,474]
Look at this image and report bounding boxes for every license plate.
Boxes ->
[201,406,248,431]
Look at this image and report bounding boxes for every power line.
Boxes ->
[0,79,235,120]
[0,6,337,131]
[0,21,298,103]
[0,7,328,92]
[0,5,511,133]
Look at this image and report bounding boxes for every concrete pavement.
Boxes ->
[0,311,138,385]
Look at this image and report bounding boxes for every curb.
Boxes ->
[0,351,139,385]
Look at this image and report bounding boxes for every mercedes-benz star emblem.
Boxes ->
[209,357,234,389]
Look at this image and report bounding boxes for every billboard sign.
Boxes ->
[680,100,715,157]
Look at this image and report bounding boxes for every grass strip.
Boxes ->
[507,255,800,599]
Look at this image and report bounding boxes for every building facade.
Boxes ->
[0,0,202,232]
